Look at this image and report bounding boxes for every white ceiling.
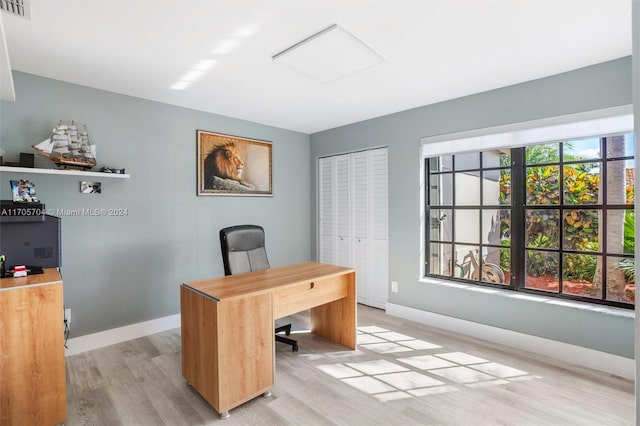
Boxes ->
[1,0,632,134]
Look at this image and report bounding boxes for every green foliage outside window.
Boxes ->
[520,167,600,280]
[508,143,632,285]
[526,166,560,205]
[617,210,636,283]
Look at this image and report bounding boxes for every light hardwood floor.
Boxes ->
[65,305,634,425]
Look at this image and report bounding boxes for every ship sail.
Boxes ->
[33,138,54,154]
[32,120,97,170]
[54,146,71,154]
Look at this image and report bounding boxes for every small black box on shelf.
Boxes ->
[19,153,35,168]
[4,152,35,168]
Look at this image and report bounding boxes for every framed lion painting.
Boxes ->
[197,130,273,196]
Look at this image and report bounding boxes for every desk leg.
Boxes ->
[310,271,357,349]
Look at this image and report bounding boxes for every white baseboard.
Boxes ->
[65,314,181,357]
[386,303,634,380]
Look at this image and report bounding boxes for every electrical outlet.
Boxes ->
[64,308,71,329]
[391,281,398,293]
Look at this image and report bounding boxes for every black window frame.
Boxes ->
[425,135,635,309]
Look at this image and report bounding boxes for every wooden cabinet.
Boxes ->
[0,269,67,426]
[180,286,274,417]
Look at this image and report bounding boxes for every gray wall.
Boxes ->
[310,57,635,358]
[0,72,311,337]
[1,58,634,358]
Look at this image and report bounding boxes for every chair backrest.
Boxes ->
[219,225,270,276]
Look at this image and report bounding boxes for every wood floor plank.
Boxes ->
[64,305,634,425]
[66,386,122,426]
[262,391,337,426]
[105,382,166,425]
[66,351,108,394]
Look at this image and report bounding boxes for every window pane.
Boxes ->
[563,138,600,161]
[429,173,452,206]
[563,209,600,251]
[607,160,634,205]
[482,246,510,285]
[483,170,500,205]
[429,156,453,173]
[606,209,634,255]
[454,210,479,244]
[482,209,510,245]
[606,256,635,304]
[563,163,600,205]
[483,168,500,182]
[606,134,635,158]
[500,169,511,205]
[454,245,479,281]
[455,152,480,170]
[562,254,600,298]
[429,243,453,276]
[525,250,559,293]
[526,209,559,249]
[455,171,481,205]
[429,209,452,242]
[526,165,560,205]
[526,143,559,165]
[483,150,510,168]
[483,169,510,205]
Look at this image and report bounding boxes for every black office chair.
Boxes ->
[219,224,298,352]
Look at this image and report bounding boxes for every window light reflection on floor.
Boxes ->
[316,326,540,402]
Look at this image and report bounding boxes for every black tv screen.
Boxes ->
[0,214,61,269]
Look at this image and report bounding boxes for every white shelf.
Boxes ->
[0,166,130,179]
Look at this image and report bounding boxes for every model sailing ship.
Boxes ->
[32,120,97,169]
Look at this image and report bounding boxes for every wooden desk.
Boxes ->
[0,268,67,426]
[180,261,356,418]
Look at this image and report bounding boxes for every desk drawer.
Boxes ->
[273,275,349,319]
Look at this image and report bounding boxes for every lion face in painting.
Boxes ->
[204,142,244,181]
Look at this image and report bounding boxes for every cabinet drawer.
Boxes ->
[273,276,348,319]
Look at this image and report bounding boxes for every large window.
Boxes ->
[425,134,635,308]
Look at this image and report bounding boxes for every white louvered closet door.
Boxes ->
[318,148,388,309]
[367,148,389,309]
[318,157,334,264]
[335,155,352,267]
[351,151,369,304]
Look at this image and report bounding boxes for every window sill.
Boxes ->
[419,276,634,319]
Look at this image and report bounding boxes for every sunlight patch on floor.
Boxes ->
[316,326,540,402]
[398,355,456,370]
[346,359,408,375]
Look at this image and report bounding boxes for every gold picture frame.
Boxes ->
[197,130,273,196]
